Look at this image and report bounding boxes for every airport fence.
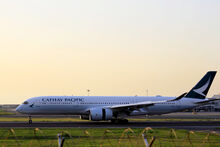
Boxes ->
[0,127,220,147]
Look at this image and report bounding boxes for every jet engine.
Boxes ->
[89,108,113,121]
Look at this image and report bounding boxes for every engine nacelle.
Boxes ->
[89,108,113,121]
[80,115,89,120]
[105,108,113,120]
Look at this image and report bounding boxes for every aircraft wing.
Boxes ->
[108,93,187,111]
[109,100,159,109]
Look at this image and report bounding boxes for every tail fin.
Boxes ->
[185,71,217,99]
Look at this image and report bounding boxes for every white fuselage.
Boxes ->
[15,71,217,121]
[16,96,204,116]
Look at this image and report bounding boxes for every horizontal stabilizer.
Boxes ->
[195,98,220,105]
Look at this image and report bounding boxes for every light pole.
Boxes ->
[87,89,90,96]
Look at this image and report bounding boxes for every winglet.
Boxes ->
[168,92,187,102]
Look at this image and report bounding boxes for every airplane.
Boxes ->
[16,71,219,124]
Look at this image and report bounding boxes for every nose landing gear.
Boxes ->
[28,116,32,124]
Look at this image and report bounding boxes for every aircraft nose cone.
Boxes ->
[16,106,22,113]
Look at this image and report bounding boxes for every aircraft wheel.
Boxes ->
[122,119,128,123]
[28,116,32,124]
[110,119,116,123]
[119,119,128,124]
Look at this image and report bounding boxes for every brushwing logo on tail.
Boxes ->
[193,78,210,97]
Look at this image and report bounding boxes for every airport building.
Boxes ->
[212,94,220,111]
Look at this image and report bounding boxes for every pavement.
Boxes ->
[0,112,220,133]
[0,121,219,130]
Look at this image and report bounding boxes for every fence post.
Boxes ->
[57,133,65,147]
[142,134,148,147]
[148,136,156,147]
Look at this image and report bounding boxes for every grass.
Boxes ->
[0,109,15,115]
[0,128,219,147]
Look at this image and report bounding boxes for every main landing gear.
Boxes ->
[110,118,128,124]
[28,116,32,124]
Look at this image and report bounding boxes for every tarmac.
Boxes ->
[0,121,219,131]
[0,112,220,133]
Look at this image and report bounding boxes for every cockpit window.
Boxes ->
[23,101,28,104]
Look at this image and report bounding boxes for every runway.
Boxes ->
[0,121,219,131]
